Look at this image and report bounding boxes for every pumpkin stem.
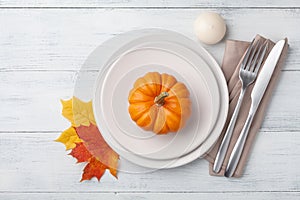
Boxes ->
[154,92,169,106]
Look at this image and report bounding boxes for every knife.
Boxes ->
[224,39,286,178]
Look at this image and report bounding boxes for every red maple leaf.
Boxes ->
[69,142,92,163]
[76,124,119,178]
[80,157,107,182]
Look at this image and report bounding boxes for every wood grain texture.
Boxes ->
[0,1,299,198]
[0,9,299,71]
[0,71,299,132]
[0,0,299,8]
[0,132,299,192]
[0,192,300,200]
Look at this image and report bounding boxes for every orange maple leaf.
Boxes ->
[76,124,119,178]
[58,97,119,181]
[69,142,92,163]
[81,157,107,182]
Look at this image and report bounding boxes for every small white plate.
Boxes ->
[97,42,220,160]
[92,29,228,168]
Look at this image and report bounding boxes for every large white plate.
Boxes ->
[98,43,219,160]
[92,29,228,168]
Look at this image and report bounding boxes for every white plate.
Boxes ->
[97,42,220,160]
[92,29,228,168]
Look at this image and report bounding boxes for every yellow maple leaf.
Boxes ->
[61,99,75,126]
[55,126,82,150]
[61,97,96,127]
[73,97,96,127]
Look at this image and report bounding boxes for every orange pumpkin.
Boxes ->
[128,72,192,134]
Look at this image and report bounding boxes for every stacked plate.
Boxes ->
[77,29,228,169]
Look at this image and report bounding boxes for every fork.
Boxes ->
[213,38,268,173]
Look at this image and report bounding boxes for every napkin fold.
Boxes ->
[205,35,289,177]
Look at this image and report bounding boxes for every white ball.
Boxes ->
[194,12,226,45]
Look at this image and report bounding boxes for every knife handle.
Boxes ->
[224,106,256,177]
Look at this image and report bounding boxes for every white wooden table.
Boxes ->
[1,1,299,199]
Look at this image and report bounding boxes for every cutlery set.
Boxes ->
[213,38,286,177]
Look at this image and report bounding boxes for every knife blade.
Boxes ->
[250,39,286,110]
[224,39,286,177]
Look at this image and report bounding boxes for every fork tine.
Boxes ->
[245,40,261,71]
[241,38,255,69]
[249,41,264,72]
[254,41,268,75]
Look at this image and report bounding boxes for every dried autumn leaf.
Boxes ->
[81,157,107,182]
[59,96,119,182]
[73,97,96,127]
[55,126,82,150]
[61,99,75,126]
[76,124,119,178]
[69,142,92,163]
[61,97,96,127]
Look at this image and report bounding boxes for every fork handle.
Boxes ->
[224,105,256,178]
[213,87,246,173]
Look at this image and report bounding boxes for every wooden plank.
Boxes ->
[0,131,299,192]
[0,9,298,71]
[0,0,299,8]
[0,71,299,132]
[0,192,299,200]
[0,193,116,200]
